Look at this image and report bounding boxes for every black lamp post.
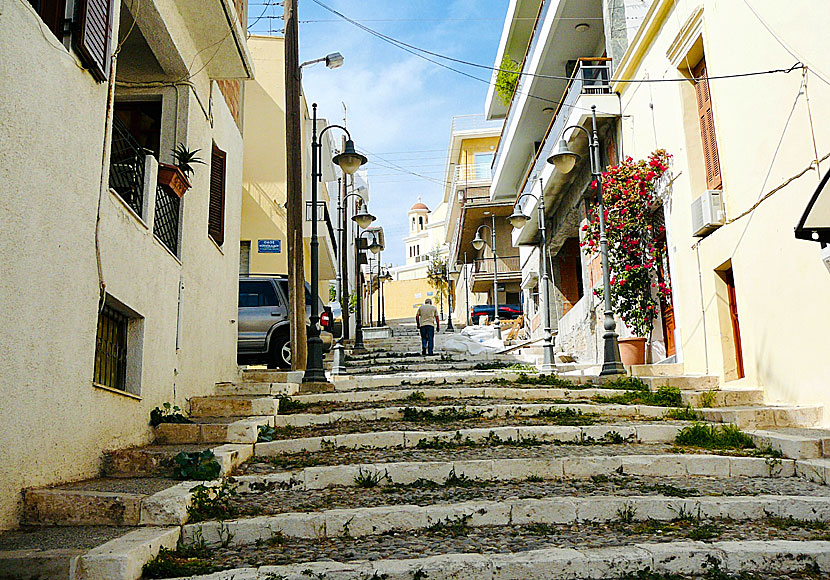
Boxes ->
[471,215,501,338]
[381,269,392,326]
[352,230,381,352]
[547,105,624,376]
[447,264,459,333]
[331,190,375,374]
[507,179,555,371]
[304,103,367,384]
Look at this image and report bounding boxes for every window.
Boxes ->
[239,281,279,307]
[28,0,66,40]
[76,0,117,81]
[474,152,494,179]
[209,144,227,246]
[114,101,162,157]
[239,241,251,275]
[93,298,142,395]
[693,58,722,190]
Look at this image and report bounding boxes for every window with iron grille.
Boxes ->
[93,304,129,391]
[153,184,180,256]
[109,115,146,217]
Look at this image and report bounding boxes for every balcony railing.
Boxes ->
[451,114,503,134]
[517,58,612,198]
[109,116,147,217]
[454,163,493,183]
[473,256,521,276]
[153,184,180,255]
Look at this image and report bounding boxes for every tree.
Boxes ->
[426,250,449,319]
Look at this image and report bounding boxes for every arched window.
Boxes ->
[411,217,415,231]
[418,216,424,230]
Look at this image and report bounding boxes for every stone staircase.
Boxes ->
[3,353,830,580]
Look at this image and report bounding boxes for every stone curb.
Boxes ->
[215,382,300,396]
[253,423,682,455]
[71,526,180,580]
[154,416,274,445]
[176,540,830,579]
[180,494,830,546]
[234,454,796,492]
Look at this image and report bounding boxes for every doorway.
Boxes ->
[715,265,745,380]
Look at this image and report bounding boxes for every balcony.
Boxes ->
[470,255,522,293]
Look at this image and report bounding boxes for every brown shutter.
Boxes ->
[209,145,227,246]
[75,0,115,82]
[693,58,723,190]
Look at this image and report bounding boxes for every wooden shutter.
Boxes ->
[209,145,227,246]
[75,0,115,82]
[693,58,723,190]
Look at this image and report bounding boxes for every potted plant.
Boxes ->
[580,150,672,365]
[157,144,205,198]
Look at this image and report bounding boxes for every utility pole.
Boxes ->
[284,0,307,370]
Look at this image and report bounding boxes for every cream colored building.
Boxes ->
[611,0,830,416]
[0,0,251,529]
[240,36,339,301]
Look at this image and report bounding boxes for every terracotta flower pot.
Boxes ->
[157,163,192,198]
[618,337,647,366]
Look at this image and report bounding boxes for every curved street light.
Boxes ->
[472,216,500,338]
[509,183,555,372]
[547,104,624,376]
[304,103,368,384]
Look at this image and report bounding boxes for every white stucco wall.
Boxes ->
[0,0,244,529]
[615,0,830,418]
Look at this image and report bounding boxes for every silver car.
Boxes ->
[238,275,333,369]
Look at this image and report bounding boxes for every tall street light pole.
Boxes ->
[331,191,375,374]
[472,215,501,338]
[508,179,555,372]
[548,105,624,375]
[304,103,367,384]
[352,230,381,352]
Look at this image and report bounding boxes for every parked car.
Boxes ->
[470,304,523,325]
[238,275,333,369]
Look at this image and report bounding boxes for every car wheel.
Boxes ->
[268,334,291,369]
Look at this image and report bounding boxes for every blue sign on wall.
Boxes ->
[258,239,281,253]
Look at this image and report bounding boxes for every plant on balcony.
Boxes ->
[495,54,521,106]
[158,144,205,198]
[580,150,672,346]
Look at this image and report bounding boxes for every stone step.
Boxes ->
[22,478,197,527]
[254,423,682,455]
[630,363,685,377]
[345,361,535,375]
[271,403,689,429]
[154,416,273,444]
[236,453,796,491]
[189,396,279,418]
[700,405,823,430]
[182,493,830,546]
[292,385,763,408]
[183,540,830,579]
[103,443,252,478]
[344,353,525,365]
[747,428,830,459]
[240,369,304,383]
[214,381,300,396]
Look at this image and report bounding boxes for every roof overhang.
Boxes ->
[176,0,254,79]
[453,201,515,265]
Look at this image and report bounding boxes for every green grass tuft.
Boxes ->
[674,423,755,450]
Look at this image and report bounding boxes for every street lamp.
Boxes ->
[472,215,501,338]
[304,103,367,384]
[446,263,459,333]
[457,255,471,326]
[352,229,380,353]
[332,187,375,374]
[380,269,392,326]
[508,180,555,372]
[547,104,624,376]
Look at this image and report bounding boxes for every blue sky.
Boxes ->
[247,0,507,265]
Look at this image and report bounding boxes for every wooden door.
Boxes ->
[724,268,745,379]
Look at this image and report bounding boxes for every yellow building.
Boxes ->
[241,36,338,300]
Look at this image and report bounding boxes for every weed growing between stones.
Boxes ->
[536,407,598,425]
[616,504,637,524]
[665,406,703,421]
[700,391,718,408]
[472,361,537,371]
[504,373,576,387]
[686,523,720,540]
[766,516,828,533]
[594,385,683,407]
[402,406,484,423]
[425,513,472,535]
[187,479,239,522]
[173,450,222,480]
[638,482,700,498]
[249,452,327,470]
[142,545,218,579]
[674,423,756,451]
[277,395,313,415]
[354,467,390,488]
[150,402,193,427]
[405,391,427,402]
[258,424,297,442]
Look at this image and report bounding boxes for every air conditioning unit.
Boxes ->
[691,190,725,237]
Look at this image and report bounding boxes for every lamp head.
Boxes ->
[368,240,382,255]
[333,139,368,175]
[507,207,529,229]
[471,232,486,251]
[448,265,460,282]
[352,204,376,229]
[547,138,580,173]
[325,52,344,69]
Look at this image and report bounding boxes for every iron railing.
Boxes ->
[109,116,147,217]
[153,184,180,255]
[473,255,521,275]
[93,303,129,391]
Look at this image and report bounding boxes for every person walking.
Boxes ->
[415,298,440,356]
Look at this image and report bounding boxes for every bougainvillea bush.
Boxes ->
[580,150,672,337]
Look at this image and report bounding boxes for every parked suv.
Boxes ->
[470,304,522,325]
[238,275,333,369]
